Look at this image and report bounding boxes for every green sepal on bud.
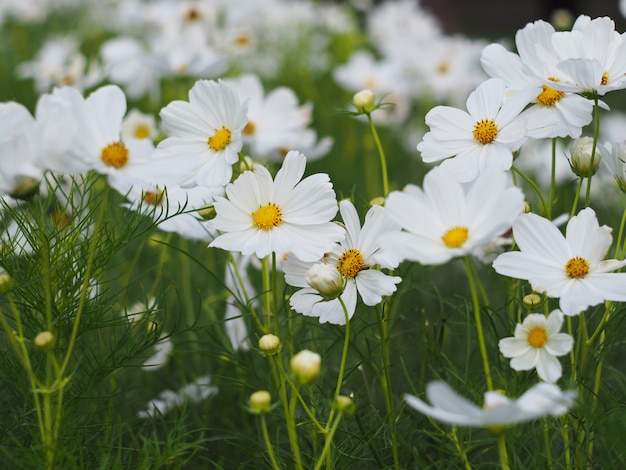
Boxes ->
[522,293,543,310]
[198,205,217,221]
[333,395,355,415]
[249,390,272,414]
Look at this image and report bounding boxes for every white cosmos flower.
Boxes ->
[499,310,573,383]
[417,77,535,182]
[283,200,402,325]
[493,207,626,316]
[207,151,344,262]
[383,166,525,265]
[154,79,248,188]
[404,381,576,431]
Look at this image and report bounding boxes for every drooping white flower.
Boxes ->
[154,79,248,188]
[417,78,535,182]
[284,200,402,325]
[137,375,217,419]
[208,150,344,262]
[404,381,576,430]
[493,207,626,316]
[383,166,525,265]
[499,310,573,383]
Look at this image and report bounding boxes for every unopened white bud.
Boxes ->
[249,390,272,414]
[258,334,281,355]
[570,137,602,177]
[353,89,375,113]
[290,349,321,384]
[305,263,343,299]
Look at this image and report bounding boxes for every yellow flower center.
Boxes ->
[527,327,548,348]
[134,124,150,139]
[143,189,164,206]
[472,119,498,145]
[208,127,231,151]
[101,142,129,168]
[601,70,610,86]
[336,248,367,279]
[437,61,450,74]
[442,226,469,248]
[243,122,256,135]
[537,84,565,106]
[252,203,283,231]
[564,256,590,278]
[235,33,250,47]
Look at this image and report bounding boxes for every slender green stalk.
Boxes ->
[260,414,281,470]
[497,433,510,470]
[366,112,389,197]
[463,257,493,390]
[570,177,584,218]
[543,417,553,469]
[325,296,351,430]
[561,415,572,470]
[226,252,265,334]
[512,165,549,216]
[377,302,400,469]
[613,207,626,259]
[314,413,343,470]
[449,427,472,470]
[271,253,280,334]
[584,98,601,207]
[549,137,557,220]
[261,256,272,331]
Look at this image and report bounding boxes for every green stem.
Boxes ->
[450,427,472,470]
[261,256,272,331]
[570,178,584,218]
[260,414,281,470]
[325,296,351,430]
[377,302,400,469]
[614,207,626,259]
[561,415,572,470]
[497,433,510,470]
[587,306,610,463]
[584,98,600,207]
[543,417,553,469]
[226,252,265,334]
[549,138,557,220]
[314,413,343,470]
[512,165,549,216]
[463,257,493,390]
[366,112,389,197]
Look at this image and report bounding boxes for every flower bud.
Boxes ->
[370,196,385,207]
[333,395,356,415]
[238,156,257,173]
[197,205,216,221]
[523,202,532,214]
[353,89,375,113]
[258,334,281,355]
[305,263,343,299]
[0,271,12,294]
[570,137,602,177]
[34,331,54,352]
[9,176,40,200]
[290,349,321,384]
[522,293,543,310]
[249,390,272,414]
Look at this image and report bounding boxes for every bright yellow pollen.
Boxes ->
[442,226,469,248]
[565,256,590,278]
[528,327,548,348]
[134,125,150,139]
[601,71,610,86]
[235,34,250,47]
[472,119,498,144]
[437,61,450,74]
[243,122,256,135]
[208,127,231,151]
[336,249,367,279]
[101,142,129,168]
[252,203,283,231]
[537,85,565,106]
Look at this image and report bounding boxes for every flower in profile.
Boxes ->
[154,79,248,188]
[283,200,402,325]
[383,166,525,265]
[137,375,217,419]
[404,381,576,432]
[569,136,605,177]
[603,140,626,192]
[417,78,535,182]
[499,310,573,382]
[493,207,626,316]
[208,151,344,261]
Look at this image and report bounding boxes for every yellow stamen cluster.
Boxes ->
[208,127,231,151]
[101,142,129,168]
[537,85,565,106]
[143,189,164,206]
[472,119,498,145]
[252,203,283,231]
[564,256,590,278]
[336,249,367,279]
[442,226,469,248]
[601,71,610,86]
[527,327,548,348]
[134,125,150,139]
